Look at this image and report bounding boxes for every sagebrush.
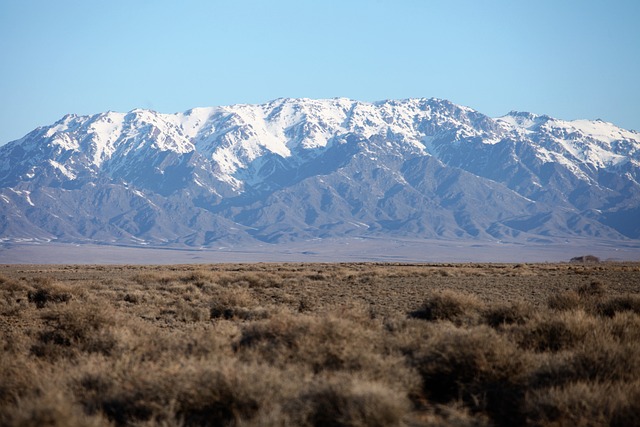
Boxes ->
[1,263,639,426]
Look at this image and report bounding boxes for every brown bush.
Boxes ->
[532,340,640,388]
[209,285,267,321]
[2,390,109,427]
[577,280,606,297]
[76,359,297,427]
[236,313,374,372]
[217,272,283,289]
[1,262,639,427]
[546,291,581,311]
[298,378,409,427]
[122,292,142,304]
[596,295,640,317]
[608,311,640,342]
[409,403,491,427]
[179,270,216,284]
[132,272,174,285]
[235,312,418,394]
[410,290,483,325]
[27,281,73,308]
[0,359,41,409]
[514,311,595,353]
[483,301,534,327]
[171,300,210,322]
[0,284,30,317]
[412,325,527,425]
[31,302,117,359]
[526,381,640,427]
[0,274,23,290]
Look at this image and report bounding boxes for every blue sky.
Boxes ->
[1,0,639,144]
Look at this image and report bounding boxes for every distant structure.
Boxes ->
[570,255,601,263]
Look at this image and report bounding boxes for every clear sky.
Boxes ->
[1,0,639,144]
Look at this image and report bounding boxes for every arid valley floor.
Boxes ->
[1,262,640,426]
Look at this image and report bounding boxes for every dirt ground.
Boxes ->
[2,262,639,314]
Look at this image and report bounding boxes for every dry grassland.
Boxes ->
[1,262,640,426]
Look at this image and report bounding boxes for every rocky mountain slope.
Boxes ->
[1,98,639,247]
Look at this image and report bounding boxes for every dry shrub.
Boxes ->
[77,359,298,427]
[356,272,382,285]
[0,328,30,355]
[235,312,417,393]
[27,280,73,309]
[0,284,30,317]
[514,311,594,353]
[412,325,527,425]
[122,291,143,304]
[179,270,216,285]
[174,300,210,322]
[0,359,41,409]
[298,378,410,427]
[526,381,640,427]
[410,290,483,325]
[174,368,264,427]
[305,273,327,281]
[2,390,109,427]
[29,276,55,287]
[236,314,370,371]
[297,295,315,313]
[546,291,581,311]
[217,272,283,289]
[210,305,268,321]
[0,274,24,290]
[482,301,534,327]
[31,302,117,359]
[112,319,237,362]
[577,280,606,298]
[132,272,174,286]
[410,403,491,427]
[1,262,639,427]
[608,311,640,342]
[596,295,640,317]
[209,286,268,320]
[157,300,211,323]
[533,340,640,388]
[328,301,378,325]
[571,341,640,384]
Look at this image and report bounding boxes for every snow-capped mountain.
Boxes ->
[1,97,639,247]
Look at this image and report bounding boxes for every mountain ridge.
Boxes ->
[1,97,639,249]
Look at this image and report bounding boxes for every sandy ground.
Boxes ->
[1,237,639,264]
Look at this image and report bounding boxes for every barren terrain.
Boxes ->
[1,262,639,426]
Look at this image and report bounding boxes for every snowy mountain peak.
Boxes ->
[1,97,639,249]
[498,111,552,130]
[5,98,638,177]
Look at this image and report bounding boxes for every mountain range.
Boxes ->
[1,97,639,252]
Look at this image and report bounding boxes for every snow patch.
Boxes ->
[49,160,77,179]
[50,133,80,151]
[87,112,126,166]
[9,188,35,206]
[175,107,217,139]
[552,119,640,144]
